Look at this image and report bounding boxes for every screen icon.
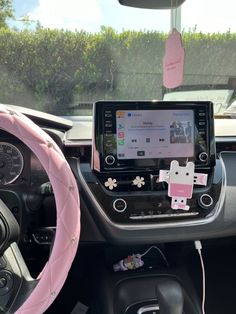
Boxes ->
[118,124,124,130]
[116,111,125,118]
[137,151,145,157]
[118,132,124,138]
[118,139,125,145]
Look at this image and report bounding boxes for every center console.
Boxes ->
[86,100,222,226]
[75,101,226,314]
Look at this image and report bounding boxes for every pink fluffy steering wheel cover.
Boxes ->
[0,105,80,313]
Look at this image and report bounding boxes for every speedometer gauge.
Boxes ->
[0,142,24,185]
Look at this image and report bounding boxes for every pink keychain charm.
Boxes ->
[163,28,185,89]
[159,160,208,211]
[113,254,144,272]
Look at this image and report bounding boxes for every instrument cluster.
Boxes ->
[0,142,24,185]
[0,138,48,187]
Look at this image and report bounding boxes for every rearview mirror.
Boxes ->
[118,0,185,9]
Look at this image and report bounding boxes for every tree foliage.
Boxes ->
[0,26,235,114]
[0,0,13,28]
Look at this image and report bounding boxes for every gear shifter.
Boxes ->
[155,278,184,314]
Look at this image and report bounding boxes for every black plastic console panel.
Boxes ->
[114,276,200,314]
[72,153,236,244]
[82,161,222,225]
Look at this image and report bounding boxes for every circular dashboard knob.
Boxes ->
[199,152,208,162]
[113,199,127,213]
[105,155,115,165]
[199,194,213,208]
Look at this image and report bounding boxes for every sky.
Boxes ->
[11,0,236,33]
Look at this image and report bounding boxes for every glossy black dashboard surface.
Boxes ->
[67,120,236,244]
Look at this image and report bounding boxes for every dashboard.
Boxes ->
[70,101,236,244]
[2,103,236,248]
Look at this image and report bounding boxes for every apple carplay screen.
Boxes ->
[97,101,214,171]
[116,110,194,162]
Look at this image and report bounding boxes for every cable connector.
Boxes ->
[194,240,202,251]
[194,240,205,314]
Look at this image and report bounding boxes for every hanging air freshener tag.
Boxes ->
[163,28,185,89]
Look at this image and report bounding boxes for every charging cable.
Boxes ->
[140,246,169,267]
[194,240,206,314]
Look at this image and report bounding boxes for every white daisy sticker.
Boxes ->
[104,178,117,190]
[132,176,145,188]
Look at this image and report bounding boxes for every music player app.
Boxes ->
[116,110,194,160]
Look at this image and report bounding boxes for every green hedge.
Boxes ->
[0,26,235,114]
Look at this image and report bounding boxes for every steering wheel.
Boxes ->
[0,104,80,313]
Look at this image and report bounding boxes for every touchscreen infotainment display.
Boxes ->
[93,101,215,172]
[116,110,194,160]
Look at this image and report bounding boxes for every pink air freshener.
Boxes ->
[163,28,185,89]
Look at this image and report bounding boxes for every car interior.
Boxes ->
[0,0,236,313]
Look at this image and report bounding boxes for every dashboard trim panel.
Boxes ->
[77,155,226,231]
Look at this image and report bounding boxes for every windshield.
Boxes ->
[2,0,236,122]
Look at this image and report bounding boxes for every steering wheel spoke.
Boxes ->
[0,199,20,256]
[0,197,39,313]
[0,243,37,314]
